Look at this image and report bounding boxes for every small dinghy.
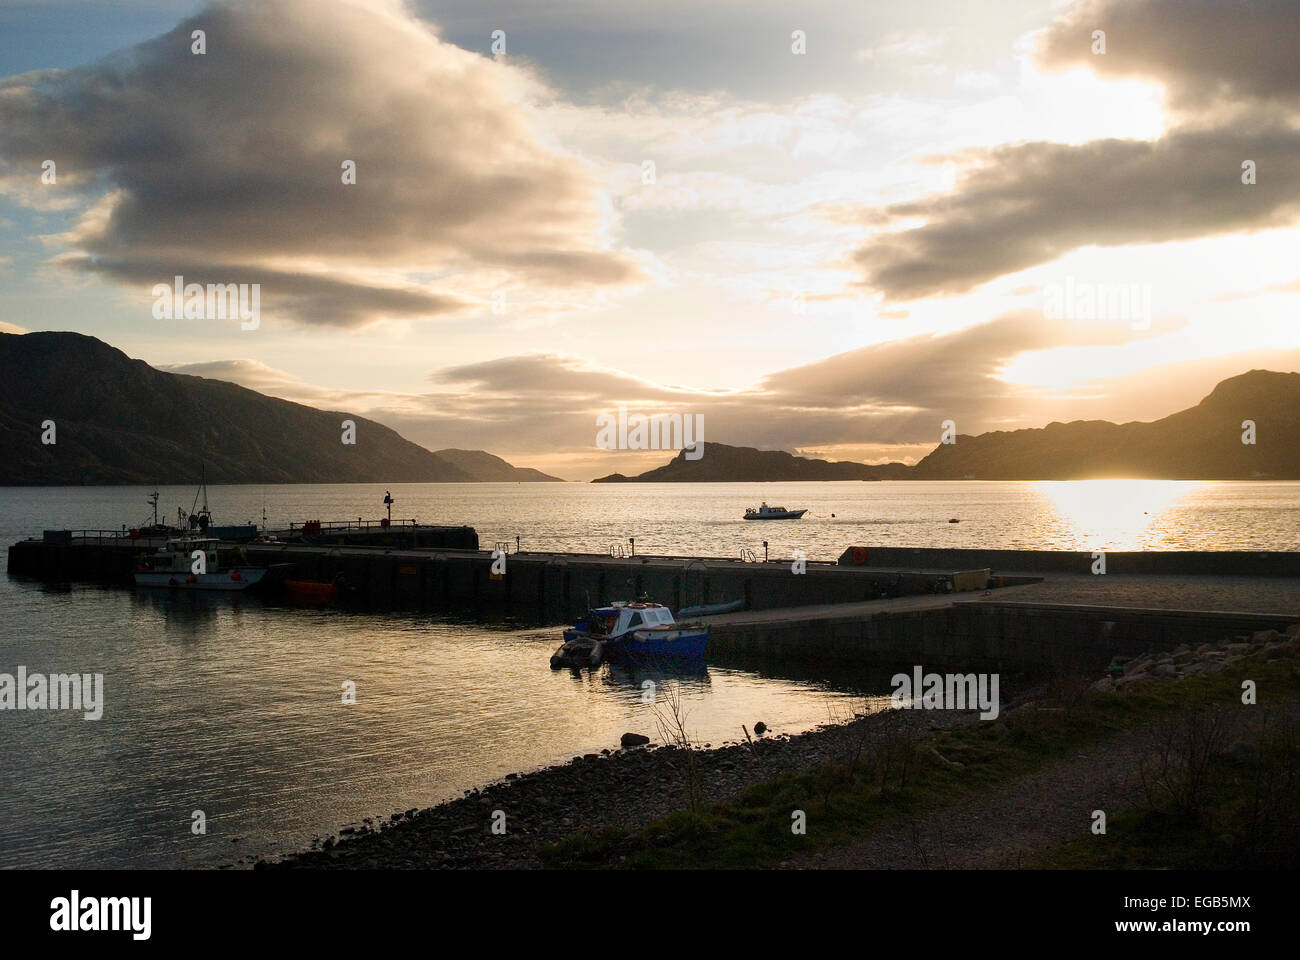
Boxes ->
[549,638,606,669]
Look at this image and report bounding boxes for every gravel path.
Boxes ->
[791,685,1299,869]
[790,718,1159,869]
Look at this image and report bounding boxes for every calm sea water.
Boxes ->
[2,480,1298,868]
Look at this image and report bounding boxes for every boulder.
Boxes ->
[620,732,651,748]
[1224,740,1260,766]
[1125,658,1153,676]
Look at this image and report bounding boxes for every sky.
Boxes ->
[1,0,1298,480]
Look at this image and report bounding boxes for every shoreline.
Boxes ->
[257,687,1026,870]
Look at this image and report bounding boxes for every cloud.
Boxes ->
[845,0,1300,300]
[0,0,640,327]
[160,304,1299,478]
[182,311,1207,464]
[1036,0,1300,112]
[851,128,1300,299]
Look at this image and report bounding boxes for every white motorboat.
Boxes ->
[743,502,807,520]
[133,537,268,590]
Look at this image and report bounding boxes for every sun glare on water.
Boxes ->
[1031,479,1205,551]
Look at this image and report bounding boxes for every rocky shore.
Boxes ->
[1094,625,1300,691]
[258,695,1000,870]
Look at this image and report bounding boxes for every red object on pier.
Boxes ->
[284,580,339,606]
[302,520,322,536]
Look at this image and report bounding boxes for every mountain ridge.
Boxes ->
[0,332,558,484]
[593,369,1300,481]
[432,448,562,482]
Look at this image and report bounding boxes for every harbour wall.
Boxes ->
[708,601,1298,672]
[6,536,998,620]
[842,546,1300,577]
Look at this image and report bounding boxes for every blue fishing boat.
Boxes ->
[551,600,708,667]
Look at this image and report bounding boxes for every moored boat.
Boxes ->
[133,537,269,591]
[551,600,708,668]
[743,502,807,520]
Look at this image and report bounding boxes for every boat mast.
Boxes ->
[188,464,212,532]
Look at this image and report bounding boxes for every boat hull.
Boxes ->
[134,568,267,591]
[604,628,709,659]
[743,510,806,520]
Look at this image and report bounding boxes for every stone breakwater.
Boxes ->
[1094,623,1300,692]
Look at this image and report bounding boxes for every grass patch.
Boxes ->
[542,656,1299,869]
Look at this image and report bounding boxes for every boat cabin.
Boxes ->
[582,602,675,638]
[149,538,221,573]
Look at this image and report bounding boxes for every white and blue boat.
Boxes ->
[133,536,271,591]
[743,502,807,520]
[551,601,709,668]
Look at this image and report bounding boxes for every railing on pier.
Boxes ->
[49,529,139,545]
[288,519,419,535]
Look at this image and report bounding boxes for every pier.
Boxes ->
[8,529,1299,672]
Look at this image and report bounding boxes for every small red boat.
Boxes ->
[283,579,339,605]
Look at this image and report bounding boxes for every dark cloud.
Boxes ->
[1036,0,1300,111]
[853,127,1300,299]
[848,0,1300,300]
[0,0,639,327]
[67,253,473,327]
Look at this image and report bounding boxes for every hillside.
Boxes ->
[912,370,1300,479]
[591,370,1299,481]
[592,443,912,482]
[0,332,517,485]
[433,449,562,482]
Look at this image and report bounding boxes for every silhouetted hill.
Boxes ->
[434,449,563,482]
[912,370,1300,479]
[0,332,508,485]
[590,371,1299,481]
[592,443,912,482]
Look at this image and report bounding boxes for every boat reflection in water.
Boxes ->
[601,656,711,694]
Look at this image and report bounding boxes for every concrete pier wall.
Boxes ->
[708,600,1297,671]
[843,546,1300,577]
[8,537,988,620]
